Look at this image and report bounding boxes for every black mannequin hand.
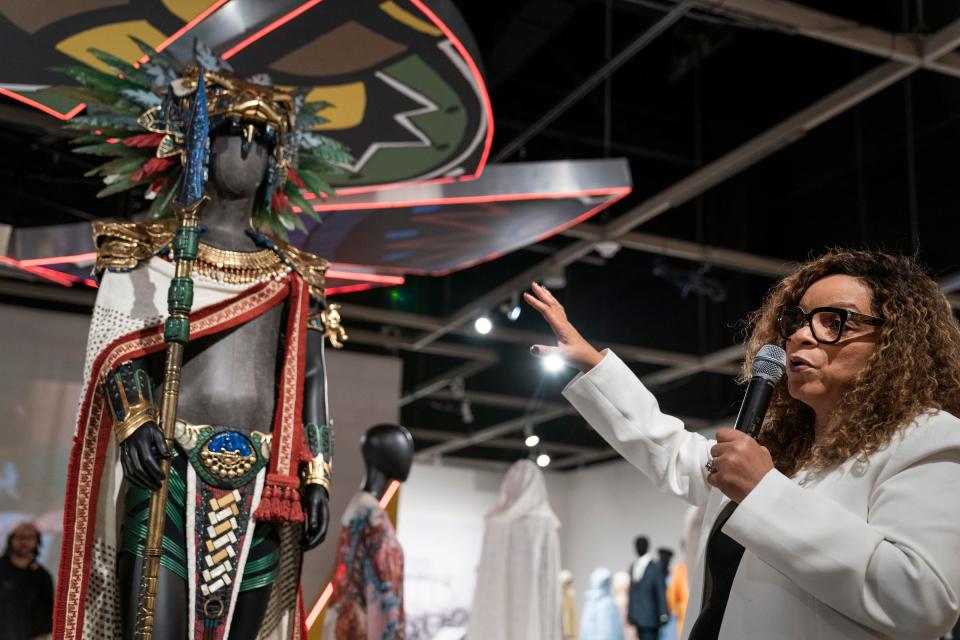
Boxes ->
[300,484,330,550]
[119,422,171,490]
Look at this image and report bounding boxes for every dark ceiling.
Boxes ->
[4,0,960,470]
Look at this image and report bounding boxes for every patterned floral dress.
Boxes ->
[324,491,405,640]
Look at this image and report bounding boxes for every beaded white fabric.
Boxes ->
[70,258,264,639]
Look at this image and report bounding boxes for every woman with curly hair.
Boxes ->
[525,249,960,640]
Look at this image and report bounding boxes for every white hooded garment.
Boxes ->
[468,459,562,640]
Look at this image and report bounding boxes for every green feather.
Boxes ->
[52,66,143,103]
[298,153,348,176]
[299,100,333,116]
[96,175,149,198]
[295,114,329,130]
[74,142,151,158]
[276,208,307,233]
[68,134,107,145]
[257,208,289,240]
[149,174,180,218]
[283,182,322,223]
[84,156,147,177]
[87,48,153,88]
[66,114,143,131]
[296,169,336,196]
[128,36,177,69]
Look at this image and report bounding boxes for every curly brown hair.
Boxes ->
[742,249,960,476]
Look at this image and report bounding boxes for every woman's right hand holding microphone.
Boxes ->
[524,282,604,373]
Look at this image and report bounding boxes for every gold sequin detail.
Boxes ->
[191,243,290,285]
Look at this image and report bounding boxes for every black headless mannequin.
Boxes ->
[115,134,330,640]
[359,424,414,501]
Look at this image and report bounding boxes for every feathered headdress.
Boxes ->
[54,38,352,238]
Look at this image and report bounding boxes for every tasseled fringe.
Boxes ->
[255,474,304,523]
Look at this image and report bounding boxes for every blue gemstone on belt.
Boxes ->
[208,432,252,456]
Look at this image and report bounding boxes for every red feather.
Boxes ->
[123,133,164,148]
[271,191,291,213]
[131,157,175,181]
[287,168,306,189]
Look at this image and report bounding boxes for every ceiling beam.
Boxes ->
[413,385,723,460]
[343,302,741,374]
[428,388,567,412]
[410,54,924,352]
[409,427,602,456]
[641,343,746,387]
[399,360,496,407]
[338,328,499,362]
[603,60,916,238]
[695,0,960,78]
[414,406,577,461]
[563,224,796,278]
[427,388,717,430]
[493,0,694,161]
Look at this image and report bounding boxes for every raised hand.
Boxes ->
[524,281,604,372]
[119,422,171,490]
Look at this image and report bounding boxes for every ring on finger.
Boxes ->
[705,458,718,474]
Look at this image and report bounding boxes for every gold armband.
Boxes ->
[300,422,333,491]
[104,362,159,446]
[300,456,333,493]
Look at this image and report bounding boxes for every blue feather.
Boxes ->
[177,71,208,206]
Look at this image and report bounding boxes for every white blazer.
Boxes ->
[562,351,960,640]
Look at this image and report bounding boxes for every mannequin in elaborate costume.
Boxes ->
[53,42,351,640]
[323,424,413,640]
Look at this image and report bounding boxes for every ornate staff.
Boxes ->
[134,70,209,640]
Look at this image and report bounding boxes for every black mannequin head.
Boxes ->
[198,131,274,251]
[208,134,269,199]
[361,424,414,499]
[634,535,649,557]
[657,547,674,572]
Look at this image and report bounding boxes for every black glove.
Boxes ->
[119,422,172,490]
[300,484,330,550]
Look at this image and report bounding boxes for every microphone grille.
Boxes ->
[752,344,787,384]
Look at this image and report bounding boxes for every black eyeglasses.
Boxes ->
[777,305,884,344]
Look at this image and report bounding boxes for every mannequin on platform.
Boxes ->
[627,536,667,640]
[323,424,414,640]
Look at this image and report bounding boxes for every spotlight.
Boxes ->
[542,353,565,373]
[525,434,540,447]
[474,316,493,335]
[503,291,522,321]
[536,453,551,468]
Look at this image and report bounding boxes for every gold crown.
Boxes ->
[139,68,297,159]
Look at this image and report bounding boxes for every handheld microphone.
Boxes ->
[734,344,787,436]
